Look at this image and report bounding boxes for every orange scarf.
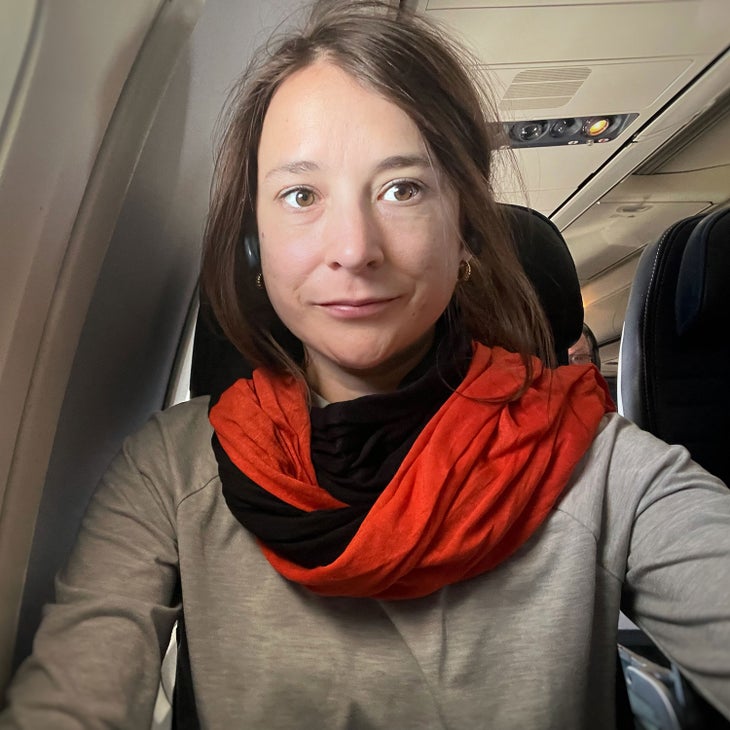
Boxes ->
[210,344,613,599]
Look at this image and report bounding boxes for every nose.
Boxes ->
[322,199,384,272]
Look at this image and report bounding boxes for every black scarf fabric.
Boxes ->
[211,328,472,568]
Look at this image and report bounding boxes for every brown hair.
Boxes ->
[200,0,555,386]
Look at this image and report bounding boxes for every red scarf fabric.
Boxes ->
[210,344,614,599]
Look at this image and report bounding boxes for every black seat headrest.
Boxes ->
[501,204,583,364]
[675,208,730,337]
[619,207,730,485]
[619,214,704,432]
[190,303,253,402]
[191,204,583,399]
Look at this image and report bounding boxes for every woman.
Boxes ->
[2,1,729,728]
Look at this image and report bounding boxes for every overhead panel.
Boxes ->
[652,105,730,173]
[566,199,713,284]
[421,0,724,62]
[414,0,729,215]
[490,59,694,119]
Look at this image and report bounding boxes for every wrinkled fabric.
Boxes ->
[210,344,613,599]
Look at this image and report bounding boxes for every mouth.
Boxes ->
[319,297,396,306]
[316,297,399,318]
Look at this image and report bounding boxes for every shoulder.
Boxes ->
[555,412,726,558]
[574,411,699,486]
[142,395,213,445]
[114,396,218,505]
[576,411,726,499]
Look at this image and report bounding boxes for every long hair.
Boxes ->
[200,0,555,388]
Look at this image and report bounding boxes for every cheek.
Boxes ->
[410,254,459,312]
[420,231,462,277]
[259,230,316,284]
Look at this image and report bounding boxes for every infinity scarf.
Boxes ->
[210,344,613,600]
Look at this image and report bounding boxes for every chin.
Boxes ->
[329,350,395,374]
[319,334,432,377]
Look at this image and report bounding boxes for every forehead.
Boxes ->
[258,61,429,165]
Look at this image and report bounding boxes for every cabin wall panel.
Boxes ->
[0,0,209,693]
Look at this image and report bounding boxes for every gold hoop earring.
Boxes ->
[256,272,264,289]
[458,260,472,283]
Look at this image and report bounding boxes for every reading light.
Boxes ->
[511,121,548,143]
[584,118,611,137]
[500,113,637,148]
[550,119,581,138]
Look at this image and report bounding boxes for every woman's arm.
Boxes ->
[620,426,730,719]
[0,415,182,729]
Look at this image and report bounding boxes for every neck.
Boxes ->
[305,331,435,403]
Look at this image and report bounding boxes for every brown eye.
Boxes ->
[282,188,316,208]
[295,189,314,207]
[383,181,419,202]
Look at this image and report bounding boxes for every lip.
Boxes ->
[316,297,398,319]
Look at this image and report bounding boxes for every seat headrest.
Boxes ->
[190,304,253,401]
[619,214,703,431]
[191,204,583,399]
[619,206,730,485]
[676,208,730,336]
[501,204,583,363]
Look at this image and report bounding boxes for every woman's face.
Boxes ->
[256,61,464,401]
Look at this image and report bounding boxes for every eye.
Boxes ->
[281,188,316,208]
[382,181,421,203]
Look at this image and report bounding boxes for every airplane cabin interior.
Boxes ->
[1,1,728,728]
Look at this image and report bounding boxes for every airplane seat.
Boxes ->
[618,206,730,730]
[619,207,730,484]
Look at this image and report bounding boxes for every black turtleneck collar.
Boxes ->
[309,323,473,505]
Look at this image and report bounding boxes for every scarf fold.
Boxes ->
[210,344,613,600]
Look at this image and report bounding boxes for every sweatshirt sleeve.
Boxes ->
[619,426,730,719]
[0,415,181,729]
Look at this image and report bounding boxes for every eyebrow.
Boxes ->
[262,154,432,181]
[373,154,432,174]
[264,160,320,181]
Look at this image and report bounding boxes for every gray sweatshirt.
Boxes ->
[1,398,729,729]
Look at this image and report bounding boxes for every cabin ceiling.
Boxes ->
[410,0,730,367]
